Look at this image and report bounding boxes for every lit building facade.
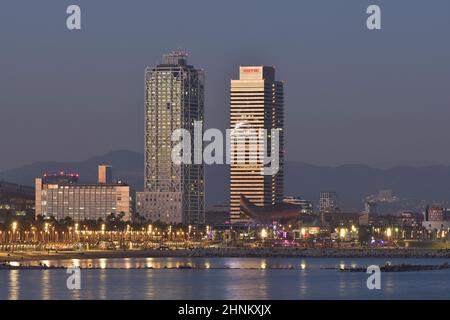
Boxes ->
[399,211,423,227]
[35,166,133,221]
[229,66,284,223]
[425,206,444,221]
[422,205,449,232]
[139,52,205,224]
[319,192,337,213]
[283,196,313,215]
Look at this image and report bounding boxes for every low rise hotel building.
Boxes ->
[35,165,133,221]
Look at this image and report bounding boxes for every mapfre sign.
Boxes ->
[242,68,260,73]
[239,66,264,80]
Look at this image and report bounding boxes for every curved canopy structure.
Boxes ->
[239,195,305,223]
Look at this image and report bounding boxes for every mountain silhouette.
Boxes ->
[1,150,449,211]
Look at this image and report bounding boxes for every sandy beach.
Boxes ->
[1,247,450,262]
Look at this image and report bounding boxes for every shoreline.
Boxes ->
[1,247,450,262]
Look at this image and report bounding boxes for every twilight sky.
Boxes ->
[0,0,449,171]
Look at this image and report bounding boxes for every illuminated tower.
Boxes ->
[229,66,284,223]
[140,52,205,224]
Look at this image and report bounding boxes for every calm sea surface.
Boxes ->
[1,257,449,299]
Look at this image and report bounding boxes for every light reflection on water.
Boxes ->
[99,259,107,269]
[8,270,19,300]
[41,270,50,300]
[98,270,106,299]
[0,257,449,300]
[298,268,308,298]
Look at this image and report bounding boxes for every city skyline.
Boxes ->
[1,0,450,172]
[1,0,450,304]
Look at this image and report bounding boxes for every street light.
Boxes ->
[339,228,347,239]
[11,222,18,243]
[260,228,268,240]
[386,228,392,239]
[301,228,306,238]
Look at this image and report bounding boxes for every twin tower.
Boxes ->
[137,52,284,225]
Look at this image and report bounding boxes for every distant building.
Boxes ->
[364,201,377,214]
[35,165,133,221]
[283,196,313,215]
[425,206,444,221]
[359,201,377,226]
[422,205,448,232]
[0,181,34,198]
[361,214,387,227]
[444,209,450,221]
[378,189,394,201]
[422,220,450,232]
[0,181,34,222]
[365,189,398,203]
[359,212,370,226]
[136,192,184,224]
[398,211,422,227]
[319,192,337,213]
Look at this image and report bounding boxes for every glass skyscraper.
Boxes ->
[138,52,205,224]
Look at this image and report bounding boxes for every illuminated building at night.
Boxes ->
[138,51,205,224]
[422,205,449,232]
[229,66,284,223]
[425,206,444,221]
[35,165,133,221]
[319,192,337,213]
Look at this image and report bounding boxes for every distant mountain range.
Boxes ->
[1,150,450,211]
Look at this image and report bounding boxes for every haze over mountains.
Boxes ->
[1,150,449,212]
